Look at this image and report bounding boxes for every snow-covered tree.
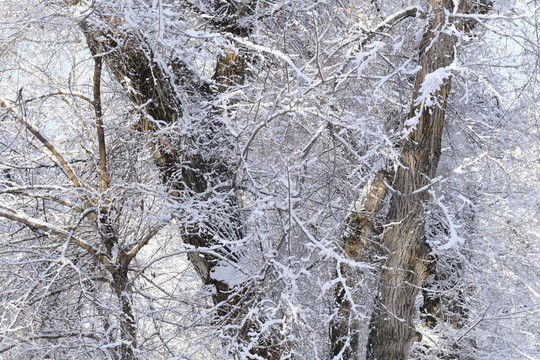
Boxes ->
[0,1,538,359]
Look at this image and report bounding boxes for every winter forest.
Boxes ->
[0,0,539,359]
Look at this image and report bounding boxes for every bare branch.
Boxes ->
[0,98,83,190]
[93,56,109,192]
[0,204,113,271]
[121,226,161,269]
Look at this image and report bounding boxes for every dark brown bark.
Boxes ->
[212,1,250,93]
[93,56,109,193]
[80,10,235,302]
[366,1,477,359]
[78,4,283,359]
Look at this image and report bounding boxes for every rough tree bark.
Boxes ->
[365,1,488,359]
[79,0,234,301]
[77,2,285,359]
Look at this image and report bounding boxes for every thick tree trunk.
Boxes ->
[78,3,284,359]
[80,5,235,304]
[366,1,473,359]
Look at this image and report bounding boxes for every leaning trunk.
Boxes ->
[366,1,478,358]
[79,6,237,308]
[78,3,284,358]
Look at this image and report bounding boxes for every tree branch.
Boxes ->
[0,98,83,190]
[0,205,113,271]
[93,56,109,193]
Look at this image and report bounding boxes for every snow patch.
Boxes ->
[402,60,462,139]
[210,261,250,287]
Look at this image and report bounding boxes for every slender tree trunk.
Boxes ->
[108,268,137,360]
[330,174,389,359]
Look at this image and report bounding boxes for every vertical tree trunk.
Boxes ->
[112,269,137,360]
[366,1,474,359]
